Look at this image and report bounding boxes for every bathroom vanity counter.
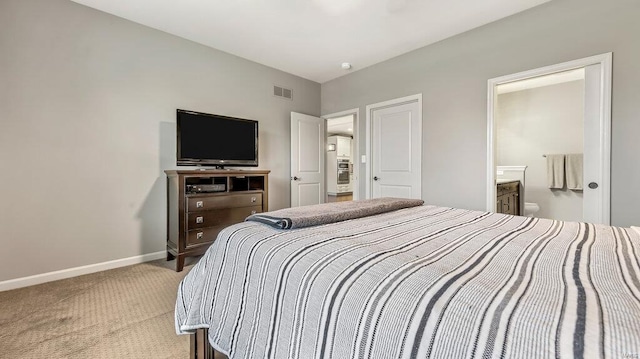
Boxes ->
[496,178,519,185]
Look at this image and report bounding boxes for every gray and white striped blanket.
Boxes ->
[175,205,640,359]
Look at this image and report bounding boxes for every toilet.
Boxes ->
[524,202,540,217]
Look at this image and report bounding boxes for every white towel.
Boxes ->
[566,154,583,190]
[632,227,640,235]
[546,154,565,189]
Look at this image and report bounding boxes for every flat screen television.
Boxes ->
[177,109,258,167]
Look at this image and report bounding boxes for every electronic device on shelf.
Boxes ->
[186,184,227,193]
[177,109,258,168]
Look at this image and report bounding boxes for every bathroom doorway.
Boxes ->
[487,53,612,224]
[323,109,359,203]
[497,69,584,221]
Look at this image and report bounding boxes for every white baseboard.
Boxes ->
[0,251,166,292]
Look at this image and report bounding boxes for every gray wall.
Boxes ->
[321,0,640,227]
[497,80,584,222]
[0,0,320,281]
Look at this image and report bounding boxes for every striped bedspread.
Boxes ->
[175,205,640,359]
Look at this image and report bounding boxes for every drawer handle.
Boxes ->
[196,201,204,208]
[251,210,257,215]
[196,232,204,240]
[196,216,204,224]
[251,197,257,203]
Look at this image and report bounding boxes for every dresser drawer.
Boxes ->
[187,193,262,212]
[186,225,228,248]
[188,205,262,230]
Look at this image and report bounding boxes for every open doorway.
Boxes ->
[487,53,612,224]
[495,69,585,221]
[323,109,359,203]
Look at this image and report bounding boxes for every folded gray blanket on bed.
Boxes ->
[245,197,424,229]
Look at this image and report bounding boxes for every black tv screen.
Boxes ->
[177,109,258,167]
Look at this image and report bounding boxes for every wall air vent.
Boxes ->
[273,85,293,100]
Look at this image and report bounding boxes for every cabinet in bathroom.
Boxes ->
[496,180,520,216]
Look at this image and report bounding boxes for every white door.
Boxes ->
[368,96,422,199]
[291,112,325,207]
[583,63,605,223]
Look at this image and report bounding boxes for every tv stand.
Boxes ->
[165,169,270,271]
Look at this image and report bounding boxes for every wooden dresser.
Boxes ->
[496,180,520,216]
[165,169,269,271]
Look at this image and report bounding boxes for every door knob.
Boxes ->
[292,176,302,181]
[373,176,380,181]
[588,182,598,189]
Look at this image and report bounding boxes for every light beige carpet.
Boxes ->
[0,258,200,359]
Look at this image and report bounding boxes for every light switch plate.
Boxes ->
[361,155,366,163]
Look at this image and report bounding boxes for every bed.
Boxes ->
[175,199,640,359]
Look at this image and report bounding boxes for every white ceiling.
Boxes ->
[327,115,354,136]
[71,0,551,83]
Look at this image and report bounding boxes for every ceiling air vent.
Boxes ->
[273,85,293,100]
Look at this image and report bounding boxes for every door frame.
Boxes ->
[322,108,360,201]
[486,52,612,224]
[365,94,423,199]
